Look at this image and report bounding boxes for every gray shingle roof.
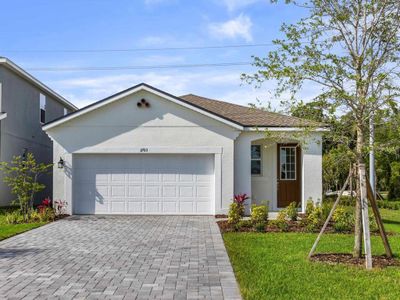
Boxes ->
[179,94,322,127]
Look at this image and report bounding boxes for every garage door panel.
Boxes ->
[73,154,214,215]
[111,185,125,197]
[128,185,143,197]
[162,185,177,197]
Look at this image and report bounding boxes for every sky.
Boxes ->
[0,0,315,109]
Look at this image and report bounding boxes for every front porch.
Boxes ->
[234,131,323,213]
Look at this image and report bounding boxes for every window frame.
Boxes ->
[251,144,262,176]
[40,93,46,124]
[279,146,297,181]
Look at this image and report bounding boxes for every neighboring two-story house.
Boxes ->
[0,57,77,206]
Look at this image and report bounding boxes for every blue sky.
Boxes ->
[0,0,315,109]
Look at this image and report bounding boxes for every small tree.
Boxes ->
[244,0,400,259]
[0,153,53,221]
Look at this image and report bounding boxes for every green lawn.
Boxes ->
[0,207,47,241]
[223,208,400,300]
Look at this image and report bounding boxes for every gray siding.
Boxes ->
[0,66,71,206]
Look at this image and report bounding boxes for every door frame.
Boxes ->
[276,143,302,208]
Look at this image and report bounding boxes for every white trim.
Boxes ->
[73,146,223,154]
[244,127,329,132]
[0,113,7,121]
[43,84,244,131]
[0,57,77,111]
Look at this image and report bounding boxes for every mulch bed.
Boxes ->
[310,253,400,268]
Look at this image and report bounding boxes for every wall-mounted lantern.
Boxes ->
[58,157,65,169]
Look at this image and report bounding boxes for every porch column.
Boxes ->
[234,133,254,214]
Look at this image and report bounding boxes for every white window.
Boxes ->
[40,93,46,123]
[251,145,262,175]
[279,146,296,180]
[63,108,68,116]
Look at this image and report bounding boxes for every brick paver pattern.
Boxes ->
[0,216,241,300]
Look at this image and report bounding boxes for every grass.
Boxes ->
[223,208,400,300]
[0,207,47,241]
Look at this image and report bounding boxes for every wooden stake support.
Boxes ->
[308,163,393,269]
[308,168,352,259]
[367,178,393,257]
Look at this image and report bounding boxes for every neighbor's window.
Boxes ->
[40,93,46,123]
[251,145,262,175]
[280,146,296,180]
[63,108,68,116]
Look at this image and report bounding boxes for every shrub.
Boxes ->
[233,194,249,217]
[275,210,289,231]
[251,204,268,225]
[284,201,299,221]
[377,200,400,210]
[254,222,266,232]
[321,201,333,222]
[305,206,323,232]
[228,203,242,226]
[5,211,24,224]
[305,199,315,215]
[332,206,354,232]
[369,215,378,232]
[54,199,68,215]
[237,219,252,229]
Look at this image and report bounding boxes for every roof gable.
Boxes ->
[0,57,77,111]
[43,83,244,131]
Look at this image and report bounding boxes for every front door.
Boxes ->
[277,144,301,208]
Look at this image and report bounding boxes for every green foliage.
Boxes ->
[228,203,242,226]
[254,222,266,232]
[275,211,289,232]
[250,204,269,226]
[281,201,298,221]
[237,219,252,229]
[323,145,355,192]
[305,205,323,232]
[377,201,400,210]
[332,206,354,232]
[0,153,52,220]
[388,162,400,199]
[305,199,315,216]
[5,210,25,224]
[31,208,55,223]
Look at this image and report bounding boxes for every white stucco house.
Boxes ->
[43,83,325,216]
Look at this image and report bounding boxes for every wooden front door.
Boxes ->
[277,144,301,208]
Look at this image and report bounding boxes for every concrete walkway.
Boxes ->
[0,216,241,299]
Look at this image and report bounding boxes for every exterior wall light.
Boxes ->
[58,157,65,169]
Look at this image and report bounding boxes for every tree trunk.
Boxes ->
[353,125,364,258]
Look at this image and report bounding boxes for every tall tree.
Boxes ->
[244,0,400,257]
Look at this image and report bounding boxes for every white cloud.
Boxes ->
[208,14,253,42]
[221,0,261,12]
[46,67,319,110]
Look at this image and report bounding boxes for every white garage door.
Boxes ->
[73,154,214,215]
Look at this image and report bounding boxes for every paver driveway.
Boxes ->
[0,216,241,300]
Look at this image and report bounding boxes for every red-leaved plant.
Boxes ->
[54,199,68,216]
[37,197,51,214]
[234,193,249,205]
[233,193,249,217]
